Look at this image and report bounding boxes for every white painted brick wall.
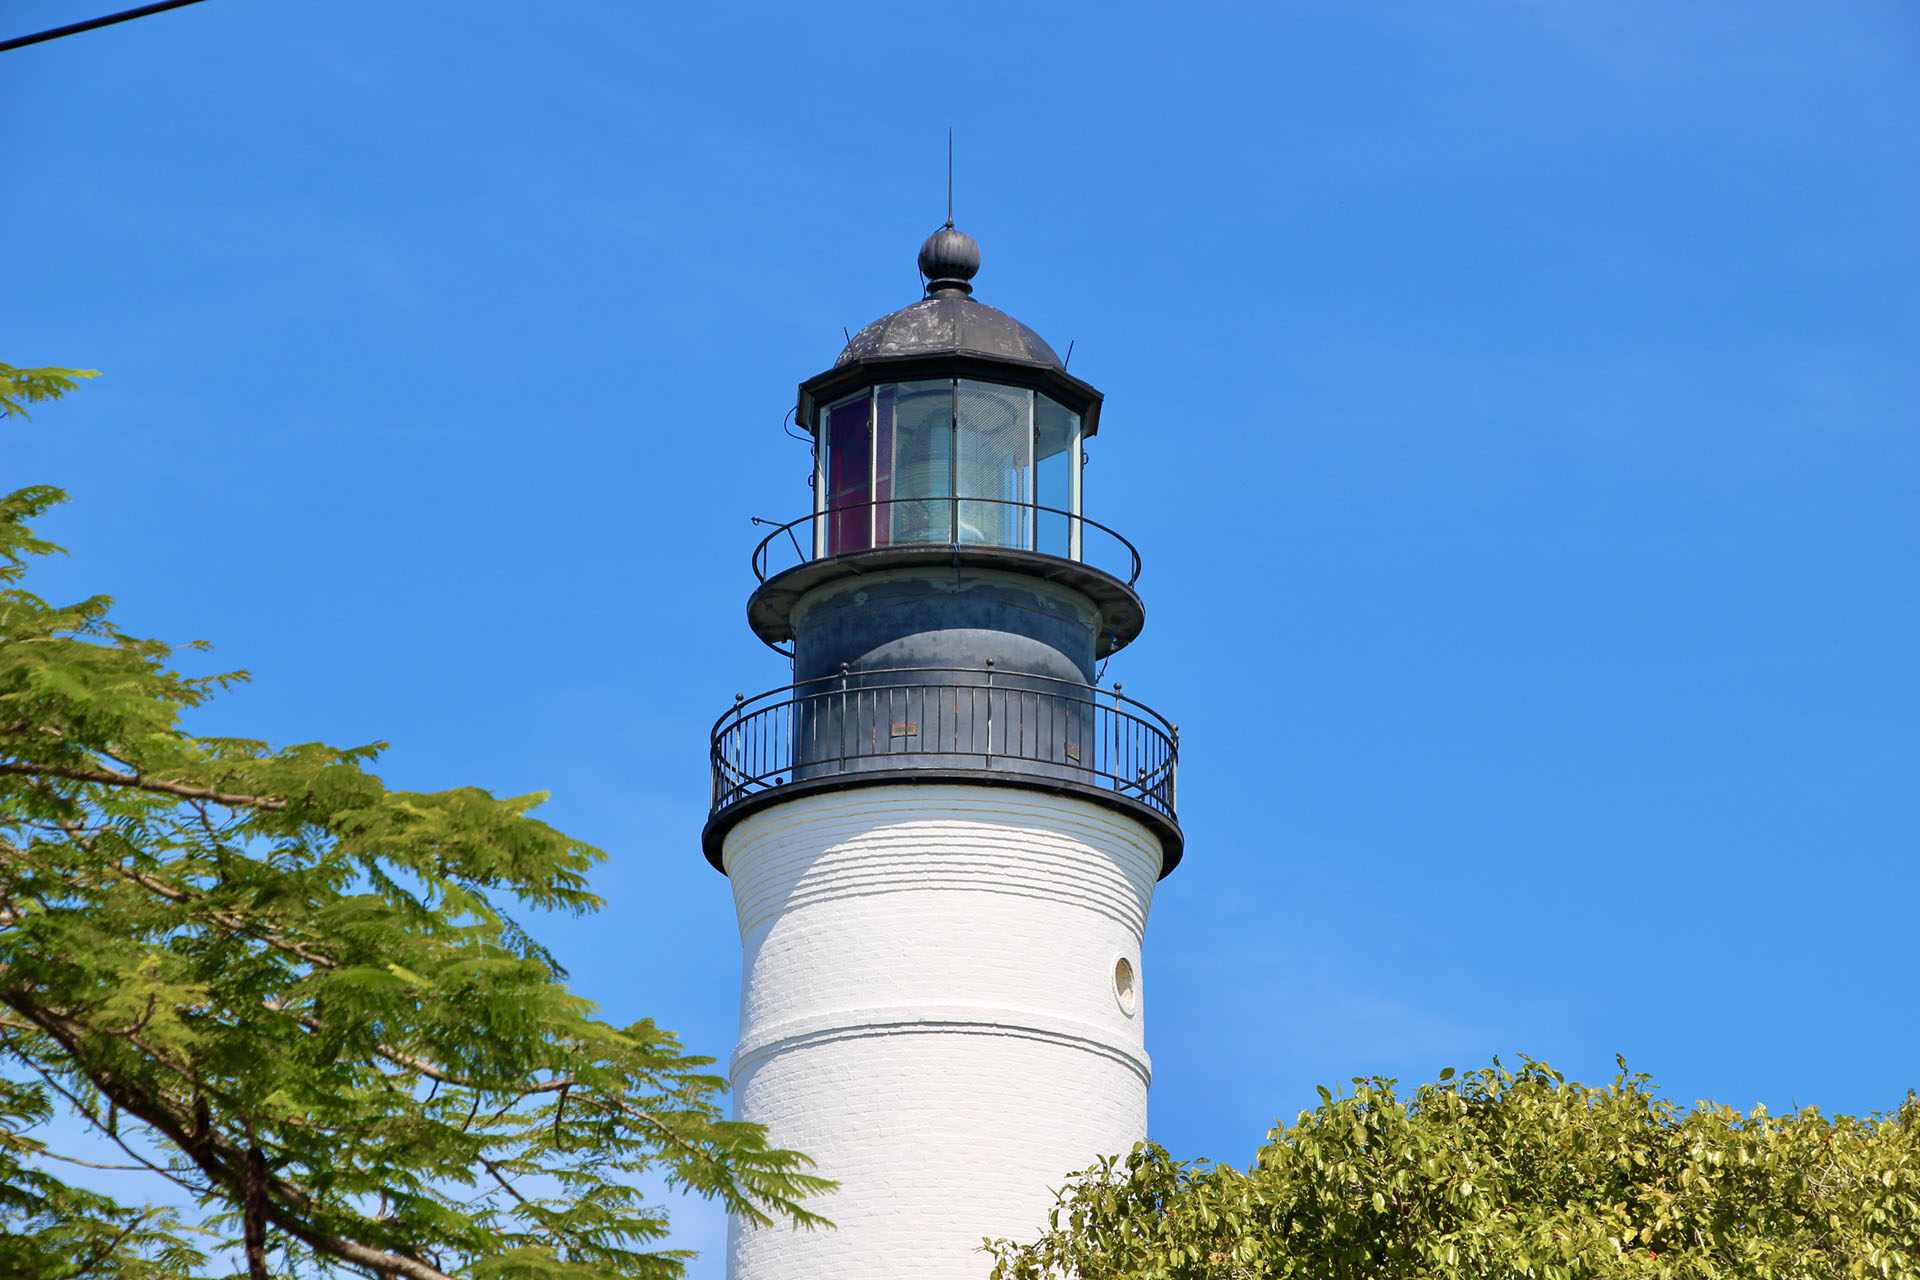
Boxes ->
[721,784,1165,1280]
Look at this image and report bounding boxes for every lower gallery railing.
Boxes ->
[709,667,1177,824]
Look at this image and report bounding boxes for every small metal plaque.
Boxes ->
[890,722,919,737]
[1064,742,1081,762]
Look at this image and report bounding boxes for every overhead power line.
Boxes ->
[0,0,212,54]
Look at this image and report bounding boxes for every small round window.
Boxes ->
[1113,956,1138,1016]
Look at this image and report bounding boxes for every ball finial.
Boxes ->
[919,226,980,297]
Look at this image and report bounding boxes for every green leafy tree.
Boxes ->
[989,1059,1918,1280]
[0,366,831,1279]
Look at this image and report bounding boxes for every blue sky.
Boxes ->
[6,0,1917,1269]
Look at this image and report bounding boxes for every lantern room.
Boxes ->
[796,224,1105,565]
[812,379,1083,557]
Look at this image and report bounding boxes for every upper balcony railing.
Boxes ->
[709,665,1177,826]
[751,497,1143,587]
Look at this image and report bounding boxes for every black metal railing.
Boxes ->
[709,666,1177,823]
[750,497,1143,587]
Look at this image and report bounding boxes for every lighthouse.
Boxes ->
[704,225,1183,1280]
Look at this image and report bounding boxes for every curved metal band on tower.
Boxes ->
[731,1006,1154,1088]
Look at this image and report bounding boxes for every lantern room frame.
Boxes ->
[812,377,1086,561]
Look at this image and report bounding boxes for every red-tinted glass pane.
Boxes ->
[825,394,871,554]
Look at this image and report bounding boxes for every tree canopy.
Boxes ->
[989,1059,1918,1280]
[0,366,829,1279]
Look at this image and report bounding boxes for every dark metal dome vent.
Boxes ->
[918,226,981,295]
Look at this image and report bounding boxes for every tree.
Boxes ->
[989,1059,1919,1280]
[0,366,831,1279]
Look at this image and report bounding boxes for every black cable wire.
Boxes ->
[1,0,212,54]
[780,405,811,445]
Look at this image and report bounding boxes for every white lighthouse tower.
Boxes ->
[704,225,1182,1280]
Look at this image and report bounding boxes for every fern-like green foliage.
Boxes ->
[0,363,97,420]
[989,1059,1919,1280]
[0,373,832,1279]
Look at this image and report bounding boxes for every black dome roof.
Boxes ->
[833,294,1065,372]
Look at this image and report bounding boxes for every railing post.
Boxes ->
[984,658,995,768]
[1170,723,1179,811]
[839,663,850,776]
[731,693,744,802]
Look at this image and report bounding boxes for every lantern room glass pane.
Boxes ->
[956,380,1033,549]
[879,379,952,545]
[823,392,871,554]
[1035,396,1080,558]
[870,384,895,547]
[816,379,1082,562]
